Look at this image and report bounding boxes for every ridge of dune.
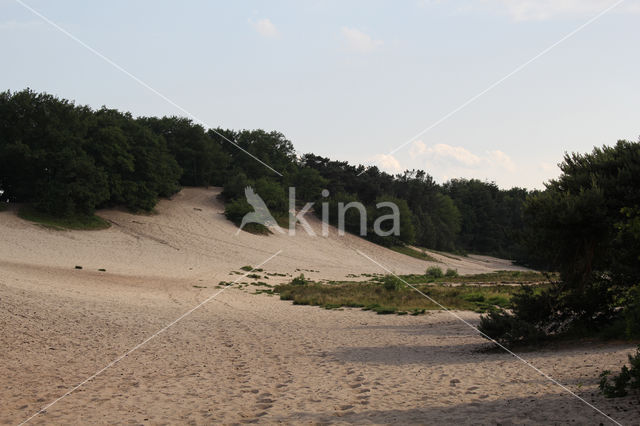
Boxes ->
[0,187,527,282]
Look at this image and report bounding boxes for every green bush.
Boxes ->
[478,310,545,346]
[599,345,640,398]
[224,198,252,224]
[426,266,444,279]
[445,268,459,277]
[463,293,485,303]
[382,275,402,291]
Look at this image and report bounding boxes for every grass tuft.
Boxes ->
[18,207,110,230]
[391,246,439,262]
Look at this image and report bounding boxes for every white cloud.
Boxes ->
[370,153,403,173]
[409,141,517,172]
[428,143,482,167]
[249,18,279,38]
[341,27,383,53]
[487,150,516,172]
[488,0,640,21]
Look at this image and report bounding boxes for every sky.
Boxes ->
[1,0,639,189]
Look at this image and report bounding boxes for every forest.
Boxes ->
[0,89,533,261]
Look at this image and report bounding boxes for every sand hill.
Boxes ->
[1,187,637,424]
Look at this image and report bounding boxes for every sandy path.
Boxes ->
[1,188,638,424]
[1,264,637,424]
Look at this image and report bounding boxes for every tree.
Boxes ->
[480,140,640,343]
[140,116,230,186]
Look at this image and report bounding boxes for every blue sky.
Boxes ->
[1,0,639,189]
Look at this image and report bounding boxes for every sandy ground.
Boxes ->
[1,187,638,425]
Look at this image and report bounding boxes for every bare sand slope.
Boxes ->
[0,187,528,282]
[1,187,638,425]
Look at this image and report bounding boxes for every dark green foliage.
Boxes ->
[444,179,528,259]
[1,89,536,256]
[0,90,181,217]
[212,128,297,180]
[426,266,444,279]
[254,177,287,214]
[478,310,546,346]
[320,192,366,235]
[139,116,229,187]
[480,140,640,346]
[18,207,110,230]
[303,157,529,256]
[291,167,328,202]
[382,275,402,291]
[368,196,416,246]
[599,345,640,398]
[445,268,459,277]
[224,198,253,224]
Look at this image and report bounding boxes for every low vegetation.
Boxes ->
[19,207,110,230]
[390,246,439,262]
[393,270,550,285]
[426,266,444,279]
[273,273,540,315]
[599,345,640,398]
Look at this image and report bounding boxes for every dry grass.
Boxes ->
[274,275,544,315]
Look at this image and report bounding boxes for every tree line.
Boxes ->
[0,89,531,260]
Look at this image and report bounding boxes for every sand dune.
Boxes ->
[1,187,637,424]
[0,187,528,282]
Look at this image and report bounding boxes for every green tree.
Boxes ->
[481,140,640,343]
[140,116,230,186]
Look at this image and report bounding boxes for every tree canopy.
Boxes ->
[1,89,539,260]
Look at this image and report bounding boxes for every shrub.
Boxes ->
[478,310,545,346]
[445,268,459,277]
[382,275,402,291]
[373,306,397,315]
[463,293,485,303]
[224,198,252,224]
[426,266,444,279]
[599,345,640,398]
[291,274,307,286]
